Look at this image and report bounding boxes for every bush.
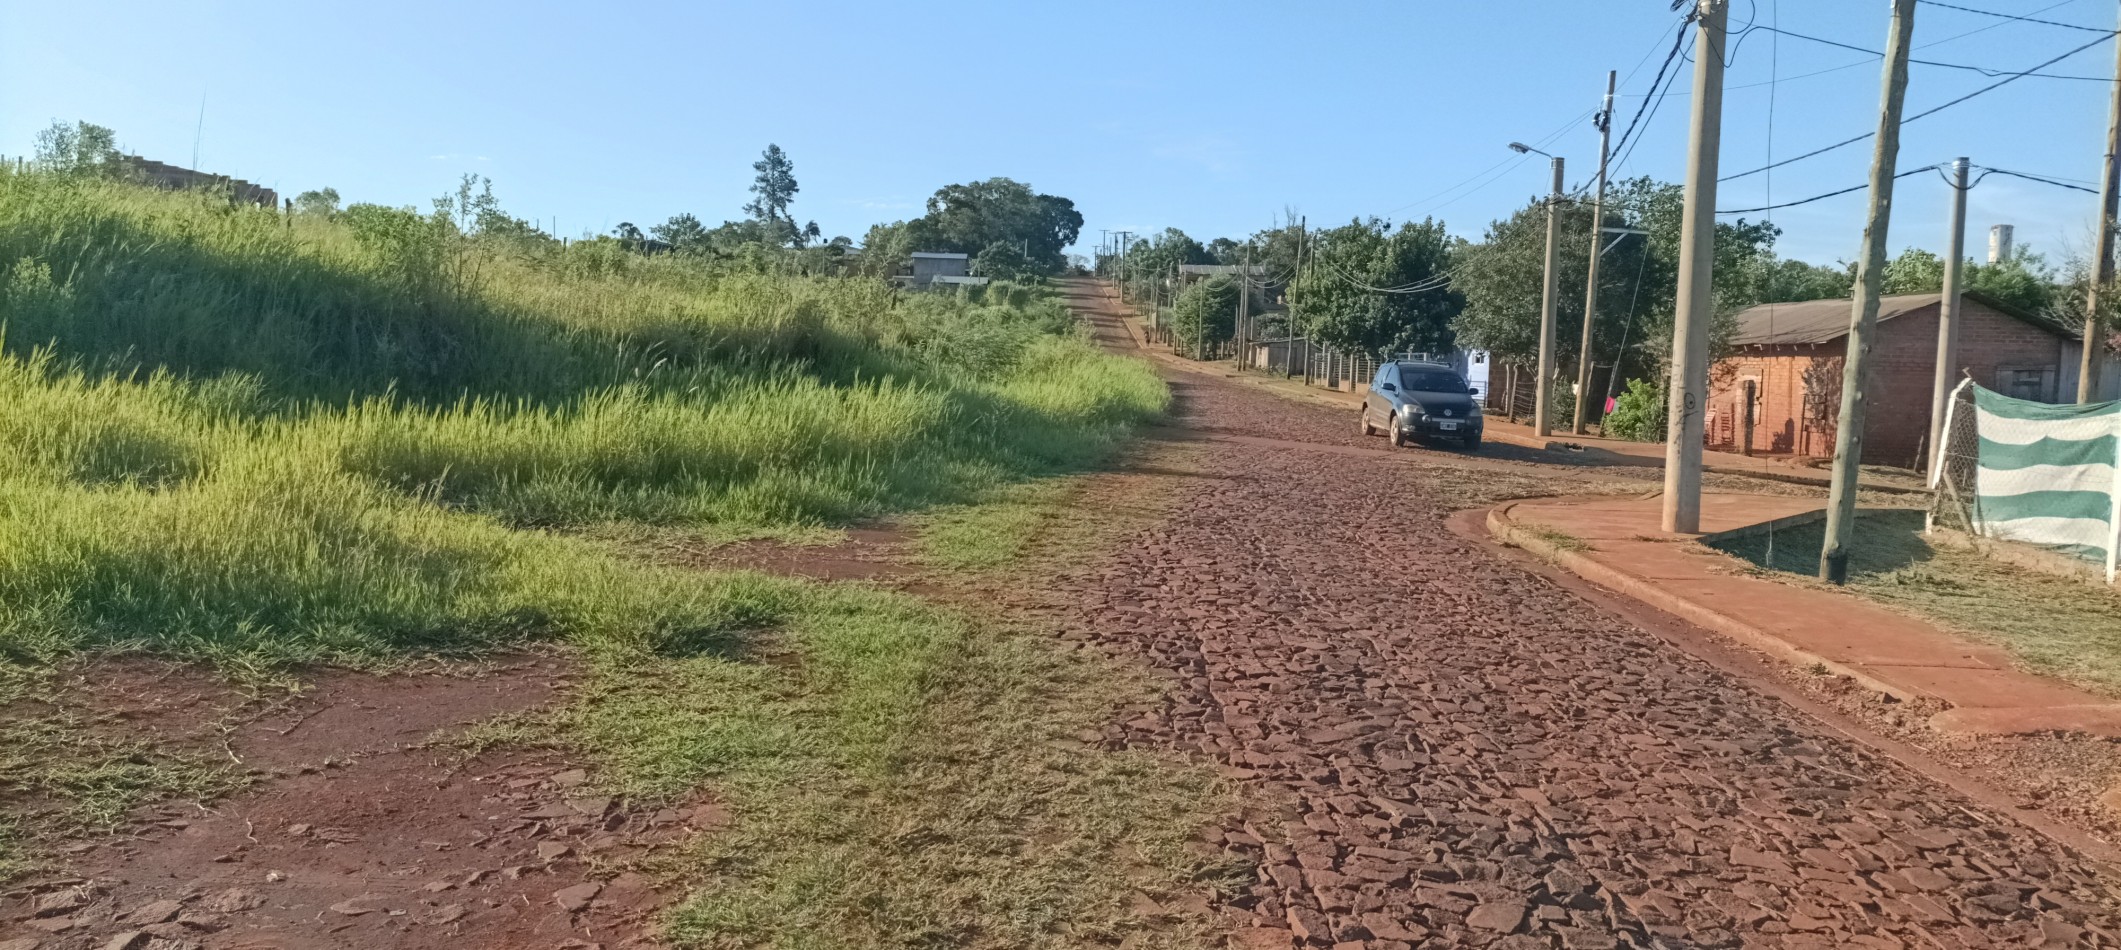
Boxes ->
[1602,377,1667,442]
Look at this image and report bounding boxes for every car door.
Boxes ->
[1371,364,1399,424]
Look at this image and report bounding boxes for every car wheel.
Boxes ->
[1388,417,1406,448]
[1360,408,1376,437]
[1464,430,1482,451]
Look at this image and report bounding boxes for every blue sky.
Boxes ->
[5,1,2115,269]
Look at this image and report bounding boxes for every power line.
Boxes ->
[1717,163,1943,214]
[1716,161,2103,214]
[1750,23,2115,80]
[1607,8,1698,170]
[1920,0,2114,33]
[1973,166,2103,193]
[1720,29,2115,182]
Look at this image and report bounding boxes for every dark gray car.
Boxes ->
[1359,361,1482,450]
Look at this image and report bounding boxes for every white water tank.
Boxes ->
[1989,224,2014,265]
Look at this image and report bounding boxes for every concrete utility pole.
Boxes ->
[1661,0,1729,534]
[2081,7,2121,403]
[1535,155,1566,437]
[1821,0,1918,585]
[1235,245,1253,368]
[1575,70,1618,435]
[1928,157,1970,474]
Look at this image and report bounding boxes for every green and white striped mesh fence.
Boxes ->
[1931,378,2121,582]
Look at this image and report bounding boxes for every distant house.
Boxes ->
[117,155,277,208]
[907,251,970,288]
[1705,291,2082,467]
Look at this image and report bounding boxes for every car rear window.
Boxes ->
[1399,368,1467,393]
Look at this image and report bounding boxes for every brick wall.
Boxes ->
[1706,299,2065,468]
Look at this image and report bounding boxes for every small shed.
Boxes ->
[1706,291,2079,468]
[908,252,970,288]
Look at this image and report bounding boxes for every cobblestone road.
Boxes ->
[1048,337,2121,949]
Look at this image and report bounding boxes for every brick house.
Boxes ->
[1705,292,2079,468]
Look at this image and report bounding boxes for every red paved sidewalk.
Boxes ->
[1492,493,2121,737]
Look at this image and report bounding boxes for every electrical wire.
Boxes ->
[1751,23,2115,80]
[1607,7,1698,172]
[1920,0,2113,33]
[1718,164,1945,214]
[1720,29,2115,183]
[1971,166,2103,193]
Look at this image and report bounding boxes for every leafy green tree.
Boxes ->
[1453,177,1789,386]
[1968,246,2057,314]
[908,178,1081,275]
[1291,217,1461,355]
[1117,228,1212,303]
[856,221,915,277]
[1170,276,1240,355]
[293,187,341,217]
[974,241,1041,283]
[34,120,118,176]
[1882,248,1945,295]
[650,213,712,253]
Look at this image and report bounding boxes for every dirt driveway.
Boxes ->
[1049,279,2120,949]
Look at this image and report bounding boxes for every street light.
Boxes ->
[1508,142,1552,158]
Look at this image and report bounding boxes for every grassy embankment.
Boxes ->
[0,170,1235,945]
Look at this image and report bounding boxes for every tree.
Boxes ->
[1292,217,1462,355]
[974,241,1041,282]
[293,187,341,217]
[34,120,118,176]
[612,222,645,246]
[1453,176,1792,385]
[1171,276,1241,355]
[1882,248,1945,296]
[908,178,1081,275]
[744,144,799,223]
[650,213,712,253]
[856,221,916,277]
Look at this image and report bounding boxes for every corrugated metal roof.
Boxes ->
[910,251,968,260]
[1177,264,1265,276]
[1727,291,2076,346]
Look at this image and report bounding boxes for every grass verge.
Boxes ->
[1709,509,2121,696]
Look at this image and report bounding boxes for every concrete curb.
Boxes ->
[1489,501,2121,738]
[1485,503,1920,706]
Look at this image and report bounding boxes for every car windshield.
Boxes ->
[1400,369,1467,394]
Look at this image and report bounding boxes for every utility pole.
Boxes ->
[2082,7,2121,403]
[1233,246,1250,368]
[1295,216,1309,382]
[1661,0,1729,534]
[1534,155,1565,437]
[1928,157,1970,474]
[1821,0,1918,584]
[1575,70,1617,435]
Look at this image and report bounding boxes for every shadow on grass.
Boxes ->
[1709,508,1935,578]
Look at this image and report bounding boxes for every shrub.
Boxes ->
[1602,377,1667,442]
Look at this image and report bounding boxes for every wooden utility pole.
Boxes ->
[1822,0,1918,584]
[1928,157,1970,474]
[1575,70,1617,435]
[2081,9,2121,403]
[1534,155,1566,437]
[1662,0,1729,534]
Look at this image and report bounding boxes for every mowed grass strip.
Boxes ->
[1710,509,2121,696]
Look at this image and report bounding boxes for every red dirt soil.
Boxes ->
[1,658,715,950]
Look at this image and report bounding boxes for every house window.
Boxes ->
[1999,367,2049,402]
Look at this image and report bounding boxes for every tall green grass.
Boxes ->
[0,170,1166,664]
